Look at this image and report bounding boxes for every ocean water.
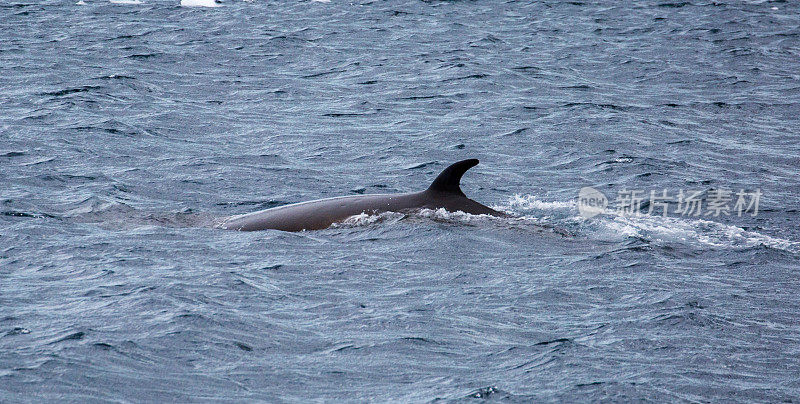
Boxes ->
[2,0,799,401]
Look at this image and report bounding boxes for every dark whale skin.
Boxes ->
[219,159,508,232]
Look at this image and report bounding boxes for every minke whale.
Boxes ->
[219,159,508,232]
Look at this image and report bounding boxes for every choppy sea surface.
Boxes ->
[2,0,800,402]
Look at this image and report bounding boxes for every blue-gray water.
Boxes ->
[2,0,800,402]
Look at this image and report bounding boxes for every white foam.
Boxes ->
[598,213,799,253]
[500,194,576,212]
[331,212,404,228]
[180,0,220,7]
[418,207,505,224]
[331,209,499,230]
[499,194,799,253]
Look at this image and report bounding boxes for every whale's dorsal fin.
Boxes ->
[426,159,479,196]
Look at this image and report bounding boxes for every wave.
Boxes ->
[64,197,217,230]
[11,192,796,252]
[180,0,220,7]
[497,194,799,254]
